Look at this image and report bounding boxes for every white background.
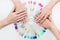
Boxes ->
[0,0,60,40]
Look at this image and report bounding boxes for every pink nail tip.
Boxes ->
[33,2,36,5]
[40,8,42,10]
[38,3,43,7]
[28,1,32,4]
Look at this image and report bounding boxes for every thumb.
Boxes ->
[10,6,15,13]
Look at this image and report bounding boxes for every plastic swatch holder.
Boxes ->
[14,0,46,40]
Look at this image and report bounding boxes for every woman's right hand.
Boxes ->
[6,7,27,24]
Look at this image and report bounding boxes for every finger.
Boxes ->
[35,12,45,23]
[37,13,45,23]
[39,16,45,24]
[22,16,27,23]
[34,14,40,22]
[35,12,41,20]
[17,14,26,20]
[14,9,26,14]
[48,15,54,24]
[47,12,52,22]
[10,7,15,13]
[41,19,48,27]
[22,13,27,23]
[17,16,26,22]
[16,12,27,17]
[35,12,41,17]
[40,13,49,24]
[16,12,27,21]
[47,11,52,21]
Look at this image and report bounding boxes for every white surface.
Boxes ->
[0,0,60,40]
[52,2,60,31]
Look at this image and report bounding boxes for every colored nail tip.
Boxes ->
[33,2,36,5]
[38,3,43,7]
[24,36,26,38]
[40,8,42,10]
[37,32,45,37]
[33,36,37,39]
[14,24,17,26]
[14,23,18,29]
[37,34,41,37]
[44,28,47,30]
[42,30,46,32]
[24,36,37,39]
[28,1,32,4]
[15,26,18,29]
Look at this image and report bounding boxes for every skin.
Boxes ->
[12,0,27,23]
[35,0,60,40]
[12,0,60,24]
[12,0,60,40]
[35,16,60,40]
[0,0,60,39]
[0,0,59,28]
[37,0,60,24]
[0,0,27,29]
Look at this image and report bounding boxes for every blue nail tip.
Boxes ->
[42,30,46,32]
[33,36,37,39]
[14,23,46,39]
[24,36,26,38]
[24,36,37,39]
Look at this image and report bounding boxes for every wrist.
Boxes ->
[52,0,60,2]
[5,17,13,24]
[0,18,10,29]
[49,24,57,31]
[4,18,11,24]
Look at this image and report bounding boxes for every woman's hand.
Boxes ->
[6,7,27,24]
[12,0,27,23]
[35,14,60,40]
[35,12,53,29]
[0,2,27,28]
[37,6,52,24]
[36,0,59,24]
[0,7,27,28]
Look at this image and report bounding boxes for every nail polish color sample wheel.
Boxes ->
[14,0,46,40]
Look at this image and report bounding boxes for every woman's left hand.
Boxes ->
[35,6,52,24]
[34,11,53,29]
[37,0,60,24]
